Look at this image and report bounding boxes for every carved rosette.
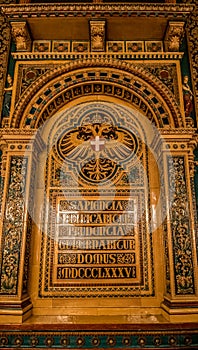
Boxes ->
[90,20,106,52]
[0,156,28,295]
[164,22,185,52]
[10,21,31,51]
[168,156,195,295]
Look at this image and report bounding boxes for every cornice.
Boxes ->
[0,128,38,137]
[159,128,196,135]
[11,52,184,61]
[1,3,194,20]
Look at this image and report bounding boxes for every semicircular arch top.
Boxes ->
[11,58,183,129]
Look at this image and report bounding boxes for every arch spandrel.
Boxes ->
[9,58,183,129]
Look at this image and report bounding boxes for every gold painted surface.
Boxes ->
[0,17,174,42]
[0,4,197,322]
[38,101,154,298]
[24,314,167,324]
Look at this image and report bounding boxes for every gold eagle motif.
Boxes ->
[57,123,138,164]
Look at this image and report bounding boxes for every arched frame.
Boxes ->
[29,95,165,306]
[10,58,184,129]
[0,58,197,322]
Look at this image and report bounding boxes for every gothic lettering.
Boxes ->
[57,267,137,279]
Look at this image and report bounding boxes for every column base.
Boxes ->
[161,296,198,322]
[0,296,32,323]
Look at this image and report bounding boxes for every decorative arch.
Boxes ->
[11,58,183,129]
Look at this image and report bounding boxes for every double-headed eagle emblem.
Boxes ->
[56,123,138,183]
[57,123,138,163]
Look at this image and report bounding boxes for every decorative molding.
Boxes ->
[1,4,194,19]
[164,21,185,52]
[0,324,197,349]
[159,128,196,135]
[90,20,106,52]
[10,21,31,52]
[11,52,184,60]
[0,128,38,137]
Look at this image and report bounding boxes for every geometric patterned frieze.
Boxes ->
[27,81,163,129]
[12,52,184,60]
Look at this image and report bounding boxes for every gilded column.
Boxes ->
[0,129,44,323]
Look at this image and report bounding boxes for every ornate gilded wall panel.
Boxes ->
[39,101,155,298]
[0,0,197,322]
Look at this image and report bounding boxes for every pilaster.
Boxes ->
[159,130,198,321]
[0,129,44,323]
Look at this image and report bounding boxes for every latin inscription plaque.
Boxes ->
[54,198,140,283]
[40,102,154,297]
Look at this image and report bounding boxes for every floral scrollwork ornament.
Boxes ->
[0,156,28,294]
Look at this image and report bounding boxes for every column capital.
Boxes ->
[10,21,31,51]
[89,20,106,52]
[164,21,185,52]
[0,128,45,153]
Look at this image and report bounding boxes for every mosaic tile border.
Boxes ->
[0,324,197,349]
